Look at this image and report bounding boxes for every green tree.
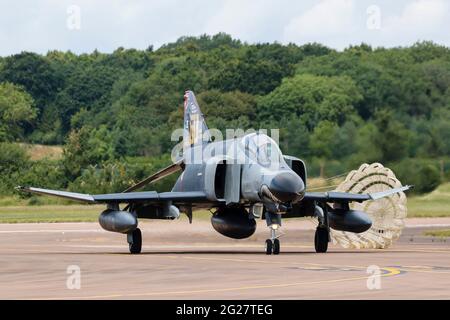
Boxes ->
[0,82,36,141]
[208,47,285,95]
[0,52,62,113]
[0,143,30,194]
[391,159,441,193]
[373,110,410,162]
[258,74,362,129]
[309,121,338,177]
[348,122,382,167]
[196,90,257,131]
[62,125,114,179]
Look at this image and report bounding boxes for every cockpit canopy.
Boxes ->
[241,133,285,168]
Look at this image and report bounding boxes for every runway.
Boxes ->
[0,218,449,299]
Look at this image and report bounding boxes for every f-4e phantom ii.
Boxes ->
[17,91,412,255]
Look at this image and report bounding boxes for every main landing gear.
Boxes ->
[314,205,330,253]
[127,228,142,254]
[314,226,329,253]
[265,212,281,255]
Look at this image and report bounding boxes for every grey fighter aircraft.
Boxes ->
[17,91,412,255]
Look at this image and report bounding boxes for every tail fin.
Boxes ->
[183,90,210,148]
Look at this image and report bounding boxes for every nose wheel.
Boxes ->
[265,212,282,255]
[265,238,280,255]
[265,239,273,254]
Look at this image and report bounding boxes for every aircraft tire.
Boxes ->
[265,239,273,255]
[273,239,280,255]
[315,227,328,253]
[129,228,142,254]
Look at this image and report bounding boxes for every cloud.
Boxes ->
[202,0,299,43]
[0,0,448,55]
[282,0,356,47]
[381,0,449,43]
[0,0,221,55]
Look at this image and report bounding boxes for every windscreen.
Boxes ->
[242,133,284,168]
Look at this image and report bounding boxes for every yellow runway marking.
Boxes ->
[178,255,372,271]
[396,267,450,274]
[35,267,401,300]
[166,255,450,275]
[175,255,381,271]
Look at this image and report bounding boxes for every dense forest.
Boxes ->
[0,33,449,196]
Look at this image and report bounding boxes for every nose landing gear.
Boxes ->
[265,237,280,255]
[265,212,281,255]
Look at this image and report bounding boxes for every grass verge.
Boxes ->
[0,204,212,223]
[0,205,102,223]
[0,183,448,223]
[407,183,450,217]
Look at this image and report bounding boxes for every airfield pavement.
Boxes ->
[0,217,449,300]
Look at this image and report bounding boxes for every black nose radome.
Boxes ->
[269,171,305,203]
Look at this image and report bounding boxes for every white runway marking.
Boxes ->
[65,244,312,249]
[0,229,104,234]
[1,223,448,234]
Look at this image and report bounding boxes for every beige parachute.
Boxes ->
[312,163,408,249]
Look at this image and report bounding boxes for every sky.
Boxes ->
[0,0,449,56]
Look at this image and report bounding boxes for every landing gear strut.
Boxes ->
[128,228,142,254]
[265,212,281,255]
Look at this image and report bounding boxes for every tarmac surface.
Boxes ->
[0,217,449,299]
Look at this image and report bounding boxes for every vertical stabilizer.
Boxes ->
[183,90,210,149]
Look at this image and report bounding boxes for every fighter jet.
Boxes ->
[17,91,412,255]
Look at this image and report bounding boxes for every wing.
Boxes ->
[17,185,412,205]
[16,186,219,205]
[304,185,412,203]
[16,186,97,203]
[122,160,183,193]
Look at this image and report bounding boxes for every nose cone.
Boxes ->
[269,171,305,203]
